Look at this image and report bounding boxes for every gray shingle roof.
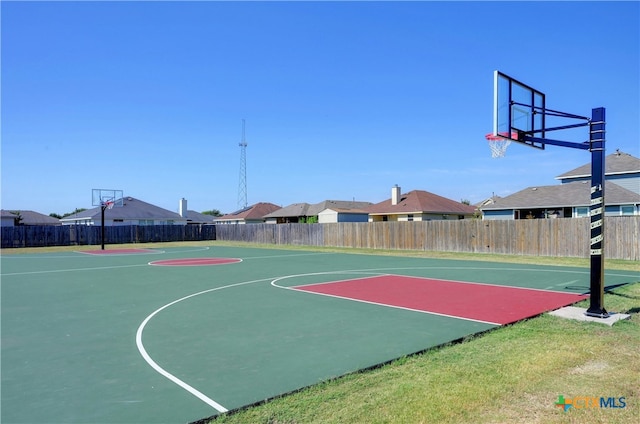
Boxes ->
[59,197,184,221]
[556,151,640,180]
[263,203,309,218]
[307,200,373,216]
[481,181,640,210]
[185,210,216,223]
[0,209,61,225]
[0,210,15,219]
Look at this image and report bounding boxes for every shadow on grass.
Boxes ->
[566,282,640,298]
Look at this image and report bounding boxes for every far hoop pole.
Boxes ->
[100,201,112,250]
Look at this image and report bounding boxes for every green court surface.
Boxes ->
[1,245,638,424]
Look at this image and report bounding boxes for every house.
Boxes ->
[214,202,282,224]
[59,197,188,226]
[317,207,370,224]
[0,210,14,227]
[263,203,309,224]
[481,151,640,220]
[481,181,640,220]
[555,149,640,194]
[366,186,477,222]
[263,200,373,224]
[0,209,61,226]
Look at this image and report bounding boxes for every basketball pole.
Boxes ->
[586,107,607,318]
[520,107,608,318]
[101,204,107,250]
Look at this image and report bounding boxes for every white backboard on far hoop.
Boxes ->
[92,189,124,207]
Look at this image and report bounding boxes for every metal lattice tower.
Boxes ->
[237,119,248,209]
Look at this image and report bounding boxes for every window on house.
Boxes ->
[621,205,635,215]
[407,214,414,221]
[575,207,589,218]
[605,205,619,216]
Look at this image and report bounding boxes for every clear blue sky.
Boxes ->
[2,1,638,215]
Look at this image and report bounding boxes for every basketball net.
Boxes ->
[485,133,513,158]
[103,201,115,210]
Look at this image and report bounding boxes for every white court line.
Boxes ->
[1,263,149,276]
[238,251,335,260]
[74,246,213,255]
[75,249,165,256]
[1,254,90,259]
[136,277,276,414]
[148,258,243,266]
[156,246,211,254]
[0,245,210,260]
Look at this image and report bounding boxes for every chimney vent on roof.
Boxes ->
[179,198,188,218]
[392,185,401,205]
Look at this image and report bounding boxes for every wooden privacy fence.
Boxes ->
[1,224,216,248]
[1,217,638,260]
[215,217,639,261]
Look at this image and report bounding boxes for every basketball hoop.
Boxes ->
[103,201,115,210]
[485,132,516,158]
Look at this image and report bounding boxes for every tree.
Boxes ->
[62,208,87,218]
[299,216,318,224]
[49,213,63,219]
[202,209,223,217]
[460,199,471,205]
[10,211,23,226]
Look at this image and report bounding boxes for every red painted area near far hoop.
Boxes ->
[294,275,588,325]
[149,258,241,266]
